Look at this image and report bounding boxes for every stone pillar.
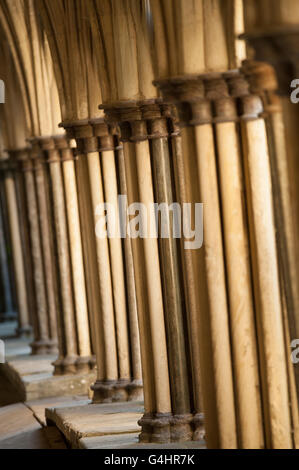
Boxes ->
[38,136,95,375]
[55,135,93,372]
[242,60,299,401]
[155,69,298,448]
[40,136,76,374]
[62,119,143,402]
[15,148,54,354]
[0,179,14,320]
[102,101,199,444]
[30,140,58,354]
[9,150,37,332]
[0,155,31,335]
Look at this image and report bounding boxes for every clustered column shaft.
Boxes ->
[155,69,299,448]
[62,118,143,402]
[37,136,95,375]
[102,100,205,443]
[0,155,31,335]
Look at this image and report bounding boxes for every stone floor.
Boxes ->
[0,322,96,402]
[0,323,206,450]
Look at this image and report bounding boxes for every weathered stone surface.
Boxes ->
[79,433,140,449]
[0,403,36,436]
[79,433,206,449]
[22,371,96,401]
[6,355,55,376]
[0,402,50,449]
[0,429,50,449]
[1,349,96,401]
[46,402,144,448]
[27,396,90,426]
[44,426,68,449]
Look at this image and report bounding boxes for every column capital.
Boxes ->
[242,60,282,115]
[60,118,120,154]
[32,135,76,164]
[154,70,265,126]
[100,99,180,143]
[3,148,31,173]
[241,27,299,95]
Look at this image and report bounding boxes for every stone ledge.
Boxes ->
[79,433,206,449]
[46,401,144,449]
[0,354,96,401]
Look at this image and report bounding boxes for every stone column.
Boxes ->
[156,69,298,448]
[240,87,293,450]
[55,136,93,372]
[30,140,58,354]
[39,137,78,373]
[0,155,31,335]
[0,179,14,320]
[102,101,198,443]
[16,148,53,354]
[38,135,95,375]
[9,150,36,333]
[62,119,143,402]
[211,73,264,449]
[155,78,238,448]
[115,144,142,390]
[243,60,299,401]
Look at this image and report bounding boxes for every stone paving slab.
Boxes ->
[27,395,91,426]
[6,355,55,376]
[0,428,50,449]
[0,339,96,401]
[21,371,96,401]
[0,402,50,449]
[0,403,40,440]
[46,402,144,448]
[79,434,206,449]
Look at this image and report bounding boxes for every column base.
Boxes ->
[53,355,78,375]
[0,311,18,323]
[76,356,97,374]
[91,379,143,404]
[15,324,32,337]
[53,355,96,376]
[138,412,205,444]
[31,338,58,355]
